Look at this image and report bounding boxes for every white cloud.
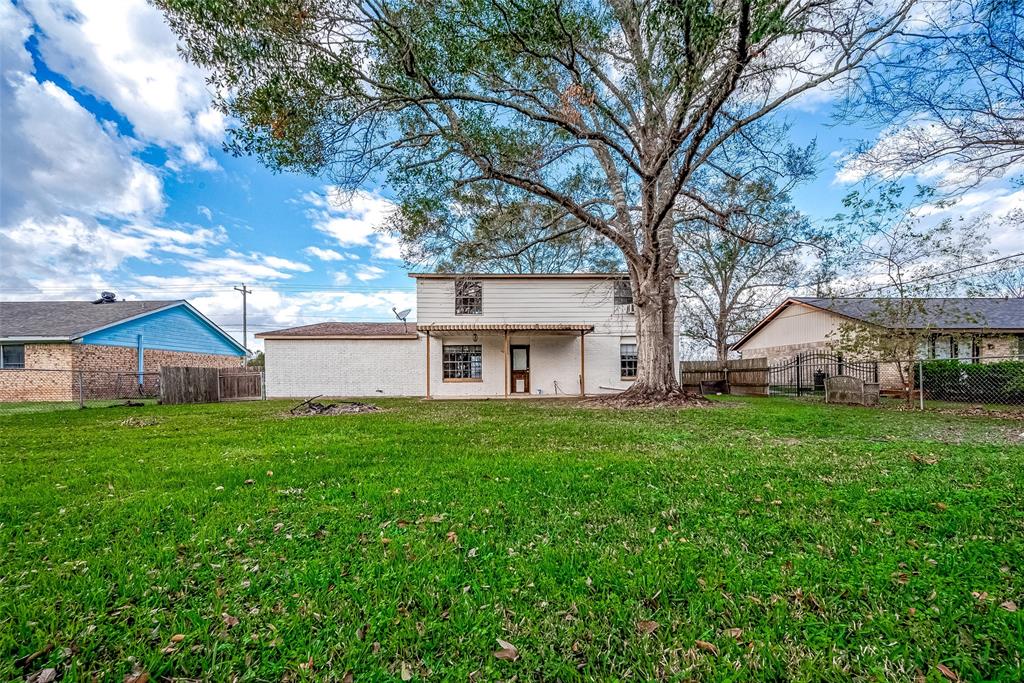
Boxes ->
[332,271,351,285]
[355,265,386,282]
[305,187,405,260]
[1,74,164,224]
[304,246,344,261]
[182,251,312,282]
[197,205,213,221]
[20,0,223,169]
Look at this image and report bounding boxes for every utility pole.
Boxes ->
[234,283,252,359]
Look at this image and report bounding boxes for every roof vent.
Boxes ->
[93,291,117,304]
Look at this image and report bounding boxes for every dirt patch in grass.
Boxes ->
[118,416,160,428]
[583,391,709,409]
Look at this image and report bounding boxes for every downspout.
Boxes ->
[136,333,144,387]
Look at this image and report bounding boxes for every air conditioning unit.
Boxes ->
[624,303,635,315]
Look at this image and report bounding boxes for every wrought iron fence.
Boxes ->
[769,352,879,397]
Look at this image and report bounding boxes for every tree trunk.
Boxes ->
[624,274,683,396]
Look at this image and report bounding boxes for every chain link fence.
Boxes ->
[717,352,1024,410]
[0,369,161,414]
[917,356,1024,408]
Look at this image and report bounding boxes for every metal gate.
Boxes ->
[769,352,878,397]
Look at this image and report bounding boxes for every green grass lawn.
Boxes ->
[1,398,1022,681]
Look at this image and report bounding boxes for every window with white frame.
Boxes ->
[0,344,25,369]
[443,344,482,379]
[928,334,979,362]
[454,280,483,315]
[620,342,637,380]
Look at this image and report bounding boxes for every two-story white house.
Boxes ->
[258,272,680,398]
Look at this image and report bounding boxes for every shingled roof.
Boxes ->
[0,300,180,340]
[792,297,1024,330]
[733,296,1024,350]
[256,322,418,338]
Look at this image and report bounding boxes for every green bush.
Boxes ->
[921,359,1024,404]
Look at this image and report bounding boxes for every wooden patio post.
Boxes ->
[503,330,509,398]
[579,330,586,397]
[425,330,431,398]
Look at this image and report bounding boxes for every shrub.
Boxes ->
[921,359,1024,404]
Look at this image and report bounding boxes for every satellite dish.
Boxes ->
[393,306,412,332]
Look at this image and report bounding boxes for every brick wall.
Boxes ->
[72,344,242,373]
[0,342,241,402]
[0,344,74,402]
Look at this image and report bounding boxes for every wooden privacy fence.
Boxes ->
[679,358,769,396]
[160,367,263,404]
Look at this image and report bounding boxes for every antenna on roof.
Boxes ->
[393,306,412,333]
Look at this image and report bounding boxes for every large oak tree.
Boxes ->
[158,0,918,396]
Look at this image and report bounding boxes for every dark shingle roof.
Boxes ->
[793,297,1024,330]
[0,300,180,339]
[256,322,418,338]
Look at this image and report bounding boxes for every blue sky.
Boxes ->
[2,0,1021,351]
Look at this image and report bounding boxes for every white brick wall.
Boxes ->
[265,332,641,398]
[264,338,425,398]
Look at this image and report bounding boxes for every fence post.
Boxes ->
[795,353,802,396]
[918,359,925,410]
[78,370,84,409]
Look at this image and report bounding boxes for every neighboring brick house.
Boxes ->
[0,296,246,402]
[732,297,1024,389]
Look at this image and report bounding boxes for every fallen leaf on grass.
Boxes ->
[493,638,520,661]
[446,531,458,544]
[635,620,659,635]
[936,663,959,681]
[723,628,743,640]
[124,670,150,683]
[299,657,314,671]
[14,644,54,669]
[222,613,239,628]
[26,669,57,683]
[467,547,478,558]
[910,454,938,465]
[357,623,368,641]
[170,634,185,643]
[160,646,177,655]
[1000,600,1018,612]
[273,522,284,534]
[244,479,255,485]
[342,671,353,683]
[971,591,989,602]
[934,502,948,511]
[694,640,719,656]
[371,641,381,654]
[401,661,412,680]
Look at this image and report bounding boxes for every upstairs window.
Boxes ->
[443,344,482,380]
[455,280,482,315]
[620,343,637,380]
[613,279,633,306]
[0,344,25,369]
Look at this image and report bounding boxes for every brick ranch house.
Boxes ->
[0,296,246,402]
[732,297,1024,389]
